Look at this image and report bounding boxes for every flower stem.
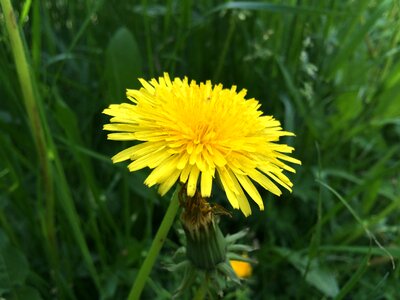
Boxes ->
[127,188,180,300]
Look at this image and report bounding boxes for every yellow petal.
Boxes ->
[128,150,171,172]
[180,165,191,183]
[111,145,137,163]
[158,169,181,196]
[247,169,282,196]
[217,167,239,209]
[130,142,166,159]
[275,152,302,165]
[217,167,239,195]
[187,165,200,196]
[235,173,264,210]
[138,78,155,93]
[177,154,189,170]
[107,133,136,141]
[212,148,227,167]
[227,169,251,216]
[200,168,214,197]
[144,156,180,187]
[103,124,137,132]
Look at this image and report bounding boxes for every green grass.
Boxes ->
[1,0,399,299]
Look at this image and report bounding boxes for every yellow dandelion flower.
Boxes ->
[230,259,252,279]
[103,73,301,216]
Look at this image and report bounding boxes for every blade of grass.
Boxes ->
[276,56,318,137]
[319,245,400,257]
[51,0,104,86]
[31,0,41,71]
[18,0,32,26]
[213,13,236,82]
[325,0,388,79]
[208,1,338,15]
[317,180,395,270]
[1,0,57,278]
[305,142,323,276]
[141,0,154,77]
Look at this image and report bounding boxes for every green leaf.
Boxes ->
[0,234,29,292]
[374,84,400,119]
[275,247,339,297]
[9,286,43,300]
[105,27,143,104]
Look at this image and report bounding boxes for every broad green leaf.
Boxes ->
[374,84,400,119]
[9,286,43,300]
[275,247,339,297]
[105,27,143,104]
[0,241,29,291]
[331,91,362,129]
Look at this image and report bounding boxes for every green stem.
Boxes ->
[127,188,180,300]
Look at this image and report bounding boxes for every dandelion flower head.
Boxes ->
[103,73,301,216]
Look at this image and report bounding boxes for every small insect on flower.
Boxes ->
[103,73,301,216]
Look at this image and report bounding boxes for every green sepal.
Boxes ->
[227,244,255,253]
[227,252,257,264]
[217,260,241,285]
[225,228,249,244]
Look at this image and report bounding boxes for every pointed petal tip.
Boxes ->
[240,202,252,217]
[158,188,168,197]
[243,210,251,217]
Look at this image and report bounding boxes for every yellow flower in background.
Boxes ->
[103,73,301,216]
[230,259,252,279]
